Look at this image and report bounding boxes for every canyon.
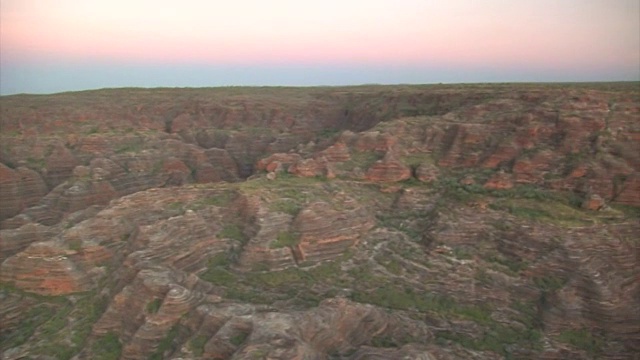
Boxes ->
[0,83,638,359]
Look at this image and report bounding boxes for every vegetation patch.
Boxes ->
[149,324,182,360]
[230,331,249,346]
[167,201,184,212]
[0,304,56,349]
[37,302,73,338]
[611,204,640,220]
[189,335,208,357]
[270,231,299,248]
[246,267,312,288]
[434,300,544,356]
[434,174,561,205]
[452,247,473,260]
[92,332,122,360]
[211,259,350,307]
[487,254,528,275]
[269,199,302,216]
[400,153,434,168]
[146,298,162,314]
[26,157,46,170]
[556,328,603,355]
[533,275,567,292]
[33,292,109,359]
[376,210,435,242]
[218,224,246,242]
[200,267,236,287]
[199,252,237,286]
[85,126,100,135]
[115,142,143,154]
[225,287,271,304]
[196,191,235,207]
[337,151,384,171]
[351,284,492,324]
[67,235,86,250]
[489,198,598,226]
[317,128,341,140]
[436,323,542,356]
[380,257,403,275]
[435,176,488,203]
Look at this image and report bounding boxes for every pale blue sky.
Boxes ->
[1,0,638,95]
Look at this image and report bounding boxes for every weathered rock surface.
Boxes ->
[0,164,48,220]
[365,152,412,183]
[293,200,374,263]
[1,84,638,360]
[0,240,92,295]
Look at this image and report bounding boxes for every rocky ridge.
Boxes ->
[1,83,638,359]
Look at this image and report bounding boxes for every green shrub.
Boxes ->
[382,258,403,275]
[270,231,299,248]
[189,335,208,356]
[167,201,184,211]
[39,304,72,336]
[115,142,143,154]
[218,224,245,242]
[149,324,181,360]
[0,305,55,349]
[93,332,122,360]
[230,332,249,346]
[556,328,603,354]
[197,191,235,207]
[487,254,528,275]
[68,239,83,251]
[270,199,302,216]
[400,152,434,167]
[436,322,542,356]
[317,128,341,140]
[508,206,551,219]
[533,275,566,291]
[146,298,162,314]
[225,287,270,304]
[370,335,397,347]
[452,247,473,260]
[33,292,110,360]
[200,267,236,286]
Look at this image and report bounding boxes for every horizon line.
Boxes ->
[3,80,639,97]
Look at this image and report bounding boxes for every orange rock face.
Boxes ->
[319,141,351,162]
[484,171,515,190]
[255,153,302,172]
[365,153,411,183]
[582,194,605,210]
[0,242,91,296]
[415,162,440,183]
[288,158,326,177]
[0,164,48,220]
[293,201,374,263]
[354,132,397,152]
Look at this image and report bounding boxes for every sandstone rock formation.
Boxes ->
[365,152,412,182]
[1,84,638,359]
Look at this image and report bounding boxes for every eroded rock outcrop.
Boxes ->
[0,164,48,220]
[0,241,92,295]
[292,200,375,263]
[1,84,639,360]
[365,152,412,183]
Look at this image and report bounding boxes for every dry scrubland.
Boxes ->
[0,83,639,359]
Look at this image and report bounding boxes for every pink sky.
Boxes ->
[1,0,638,94]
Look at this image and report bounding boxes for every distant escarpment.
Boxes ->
[1,83,638,359]
[2,85,638,229]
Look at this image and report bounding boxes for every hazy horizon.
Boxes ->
[2,0,639,95]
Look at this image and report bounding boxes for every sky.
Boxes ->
[1,0,639,95]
